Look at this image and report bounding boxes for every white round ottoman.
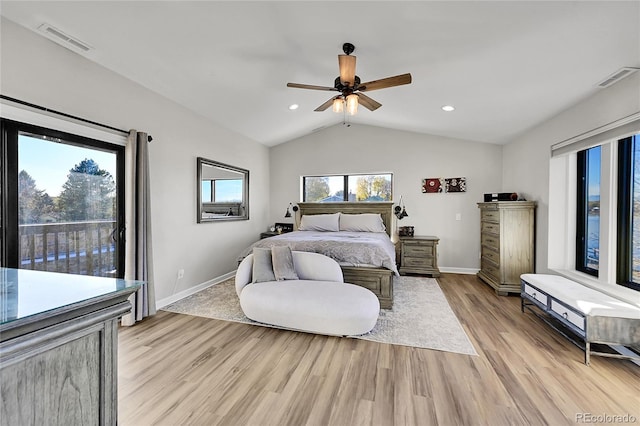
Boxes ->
[240,280,380,336]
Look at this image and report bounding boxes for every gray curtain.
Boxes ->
[121,130,156,326]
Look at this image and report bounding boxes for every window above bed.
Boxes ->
[302,173,392,202]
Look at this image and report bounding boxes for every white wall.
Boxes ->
[503,72,640,276]
[11,11,636,302]
[0,18,270,304]
[269,123,503,272]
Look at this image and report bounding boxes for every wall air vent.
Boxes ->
[597,67,639,88]
[37,23,92,53]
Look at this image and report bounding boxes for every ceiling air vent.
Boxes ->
[597,67,639,88]
[37,23,92,53]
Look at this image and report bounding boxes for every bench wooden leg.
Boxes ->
[585,341,590,365]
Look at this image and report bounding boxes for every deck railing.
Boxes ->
[19,220,117,277]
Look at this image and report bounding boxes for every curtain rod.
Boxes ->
[0,94,129,135]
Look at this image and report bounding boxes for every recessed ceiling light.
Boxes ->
[288,104,299,110]
[442,105,455,112]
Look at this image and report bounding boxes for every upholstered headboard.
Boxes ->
[296,202,393,237]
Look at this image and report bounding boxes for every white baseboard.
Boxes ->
[439,267,479,275]
[156,271,235,309]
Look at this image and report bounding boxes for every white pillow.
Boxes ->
[339,213,386,232]
[298,212,340,231]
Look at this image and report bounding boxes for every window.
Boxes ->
[302,173,392,202]
[576,145,601,276]
[616,134,640,290]
[572,132,640,291]
[550,117,640,294]
[1,119,125,277]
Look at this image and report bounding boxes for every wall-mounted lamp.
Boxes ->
[394,196,408,220]
[284,203,299,218]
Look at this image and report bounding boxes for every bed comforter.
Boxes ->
[239,231,399,275]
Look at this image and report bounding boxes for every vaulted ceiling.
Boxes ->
[2,1,639,146]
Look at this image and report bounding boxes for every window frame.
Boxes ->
[616,135,640,291]
[1,118,126,276]
[302,173,393,202]
[575,146,600,277]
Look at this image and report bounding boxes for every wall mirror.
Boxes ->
[197,157,249,223]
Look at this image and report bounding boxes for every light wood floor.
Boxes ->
[118,274,640,426]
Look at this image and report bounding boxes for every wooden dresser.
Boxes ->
[477,201,536,295]
[0,268,141,425]
[399,236,440,277]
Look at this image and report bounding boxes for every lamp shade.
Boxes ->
[332,97,344,113]
[346,94,358,115]
[338,54,356,86]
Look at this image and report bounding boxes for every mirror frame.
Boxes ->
[197,157,249,223]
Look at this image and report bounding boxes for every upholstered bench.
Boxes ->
[235,251,380,336]
[521,273,640,365]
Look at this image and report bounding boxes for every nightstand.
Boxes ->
[399,236,440,277]
[260,231,279,239]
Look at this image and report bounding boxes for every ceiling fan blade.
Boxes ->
[287,83,336,91]
[358,73,412,92]
[357,93,382,111]
[338,54,357,86]
[314,97,336,112]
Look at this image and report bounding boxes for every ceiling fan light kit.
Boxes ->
[346,94,358,115]
[332,97,344,113]
[287,42,412,115]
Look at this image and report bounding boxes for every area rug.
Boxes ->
[162,276,477,356]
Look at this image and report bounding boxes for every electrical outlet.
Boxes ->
[455,213,462,221]
[177,269,184,279]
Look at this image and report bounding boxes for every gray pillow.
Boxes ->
[271,246,299,281]
[252,247,276,283]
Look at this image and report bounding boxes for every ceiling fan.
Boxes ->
[286,43,412,115]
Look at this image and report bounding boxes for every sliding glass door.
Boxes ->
[1,119,125,277]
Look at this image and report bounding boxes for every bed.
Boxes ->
[239,202,397,308]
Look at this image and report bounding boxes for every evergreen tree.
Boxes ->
[18,170,55,224]
[58,159,116,221]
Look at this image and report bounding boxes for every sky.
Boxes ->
[202,180,243,202]
[18,135,117,197]
[588,145,601,198]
